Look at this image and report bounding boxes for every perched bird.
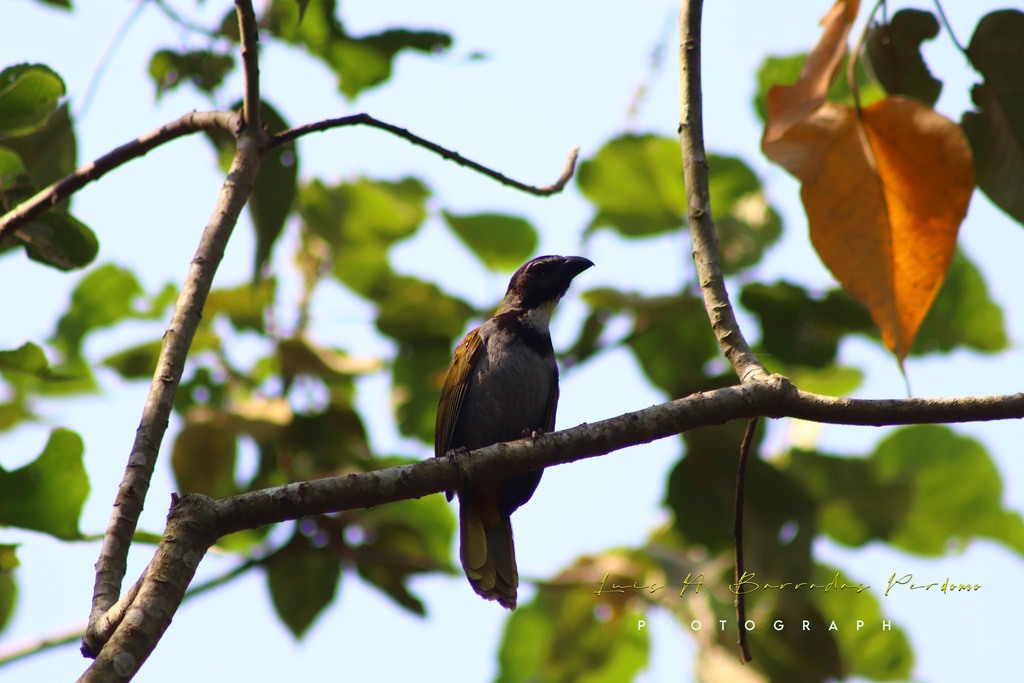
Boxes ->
[435,254,594,609]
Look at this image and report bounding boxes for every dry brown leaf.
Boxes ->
[761,0,974,361]
[763,0,861,146]
[764,97,973,360]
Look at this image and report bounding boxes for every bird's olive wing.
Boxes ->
[434,327,483,458]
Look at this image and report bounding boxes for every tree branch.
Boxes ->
[272,113,579,196]
[0,111,236,241]
[235,0,261,132]
[78,377,1024,680]
[678,0,766,382]
[82,2,269,657]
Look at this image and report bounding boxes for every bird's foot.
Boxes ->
[523,428,545,445]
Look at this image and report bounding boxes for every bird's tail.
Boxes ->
[459,503,518,610]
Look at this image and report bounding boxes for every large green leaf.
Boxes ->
[864,9,942,107]
[791,425,1024,555]
[0,428,88,539]
[583,288,718,398]
[740,281,875,368]
[52,264,143,362]
[442,211,538,271]
[265,532,342,639]
[962,9,1024,226]
[910,249,1007,354]
[0,64,65,137]
[577,134,685,237]
[266,0,452,100]
[204,278,276,333]
[299,176,429,295]
[2,103,76,189]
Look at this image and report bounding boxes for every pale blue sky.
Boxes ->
[2,1,1022,681]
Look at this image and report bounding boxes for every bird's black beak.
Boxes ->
[560,256,594,280]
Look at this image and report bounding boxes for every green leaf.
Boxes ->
[706,154,782,273]
[810,565,914,679]
[278,337,379,388]
[250,102,296,275]
[171,411,239,498]
[355,495,454,615]
[148,49,234,100]
[204,278,276,333]
[52,264,144,361]
[0,64,65,136]
[0,147,26,192]
[792,426,1024,555]
[864,9,942,107]
[962,9,1024,226]
[0,428,88,539]
[374,275,473,342]
[789,450,914,547]
[667,422,815,578]
[3,103,77,189]
[577,133,686,237]
[299,177,429,295]
[497,572,648,683]
[442,211,538,271]
[283,402,369,477]
[205,100,296,275]
[266,0,452,100]
[0,544,17,634]
[0,342,67,381]
[392,339,451,441]
[753,53,885,123]
[910,249,1007,355]
[583,289,718,397]
[740,281,875,368]
[266,532,341,639]
[16,211,98,271]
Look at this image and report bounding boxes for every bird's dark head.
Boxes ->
[497,255,594,315]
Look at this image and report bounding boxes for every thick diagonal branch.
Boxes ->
[678,0,766,382]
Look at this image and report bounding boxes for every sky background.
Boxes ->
[2,0,1023,681]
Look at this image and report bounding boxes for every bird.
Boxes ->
[434,254,594,609]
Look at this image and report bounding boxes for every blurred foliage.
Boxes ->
[1,4,1022,683]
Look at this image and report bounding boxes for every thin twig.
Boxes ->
[272,113,579,196]
[0,111,236,241]
[235,0,261,132]
[82,0,267,661]
[77,0,147,118]
[847,0,885,113]
[732,417,759,664]
[932,0,966,55]
[677,0,766,383]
